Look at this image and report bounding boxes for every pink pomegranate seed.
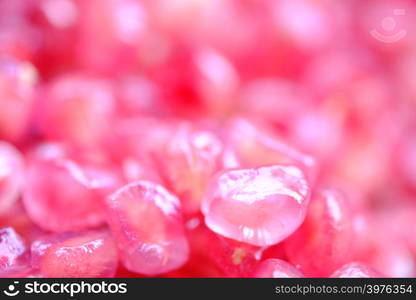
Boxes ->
[285,188,355,276]
[39,74,115,148]
[253,259,305,278]
[202,165,310,247]
[23,146,121,232]
[194,47,239,117]
[31,230,118,278]
[330,262,384,278]
[162,123,222,215]
[0,3,37,61]
[76,0,144,74]
[0,227,27,272]
[116,76,163,117]
[105,181,189,275]
[0,58,36,142]
[0,142,24,215]
[290,108,344,160]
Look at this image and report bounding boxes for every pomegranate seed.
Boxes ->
[0,58,36,142]
[76,0,144,74]
[23,144,121,232]
[161,123,222,216]
[0,227,28,272]
[116,75,163,117]
[0,142,24,215]
[253,258,305,278]
[105,181,189,275]
[202,165,310,247]
[285,188,355,276]
[31,230,118,277]
[330,262,384,278]
[39,74,115,148]
[194,47,239,117]
[290,108,344,161]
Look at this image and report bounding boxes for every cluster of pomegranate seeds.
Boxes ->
[0,0,416,278]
